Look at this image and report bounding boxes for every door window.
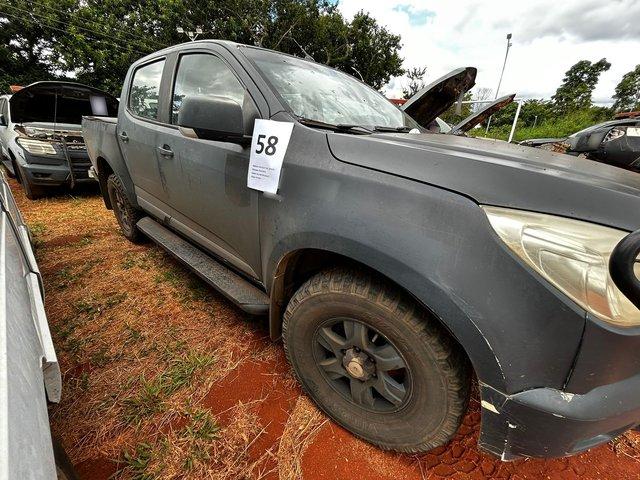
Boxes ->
[129,59,165,120]
[171,54,245,124]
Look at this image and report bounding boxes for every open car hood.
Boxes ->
[9,81,118,126]
[401,67,477,127]
[450,93,515,134]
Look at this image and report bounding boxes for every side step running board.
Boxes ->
[137,217,269,315]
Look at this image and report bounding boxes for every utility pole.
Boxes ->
[485,33,513,134]
[177,26,204,42]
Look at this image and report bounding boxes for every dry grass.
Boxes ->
[277,397,327,480]
[12,179,640,480]
[12,182,285,479]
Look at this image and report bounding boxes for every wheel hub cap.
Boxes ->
[343,348,375,380]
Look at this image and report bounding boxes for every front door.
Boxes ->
[158,51,262,279]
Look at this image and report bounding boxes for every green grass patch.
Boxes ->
[121,352,215,425]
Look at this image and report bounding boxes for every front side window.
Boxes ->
[129,59,165,120]
[246,49,417,129]
[172,54,245,124]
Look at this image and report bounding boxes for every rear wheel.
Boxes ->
[107,173,143,243]
[283,268,470,453]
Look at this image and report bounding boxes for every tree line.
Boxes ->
[0,0,403,94]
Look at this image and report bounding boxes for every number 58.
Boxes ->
[255,134,279,156]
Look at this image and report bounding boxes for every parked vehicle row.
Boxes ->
[0,82,118,199]
[81,40,640,460]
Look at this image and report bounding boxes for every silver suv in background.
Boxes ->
[0,82,118,199]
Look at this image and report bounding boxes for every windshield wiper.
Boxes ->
[373,125,415,133]
[297,117,373,135]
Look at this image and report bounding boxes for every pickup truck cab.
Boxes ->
[0,82,118,199]
[83,40,640,460]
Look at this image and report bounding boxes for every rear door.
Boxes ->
[119,57,168,204]
[152,46,263,279]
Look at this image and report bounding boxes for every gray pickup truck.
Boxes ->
[82,40,640,460]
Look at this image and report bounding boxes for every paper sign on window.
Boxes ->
[247,119,294,194]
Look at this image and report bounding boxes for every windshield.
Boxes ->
[246,48,418,129]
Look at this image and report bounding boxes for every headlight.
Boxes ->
[603,127,626,143]
[16,138,57,155]
[483,206,640,326]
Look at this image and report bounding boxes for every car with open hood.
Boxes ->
[0,81,118,199]
[398,67,516,136]
[82,40,640,461]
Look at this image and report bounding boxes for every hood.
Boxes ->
[450,94,515,134]
[327,131,640,232]
[9,81,118,126]
[401,67,477,127]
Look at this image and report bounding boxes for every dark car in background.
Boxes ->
[0,82,119,199]
[521,117,640,171]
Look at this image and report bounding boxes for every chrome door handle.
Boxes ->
[119,131,129,143]
[158,145,174,158]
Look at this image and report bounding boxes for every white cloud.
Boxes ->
[338,0,640,104]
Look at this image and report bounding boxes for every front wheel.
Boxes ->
[283,268,470,453]
[107,174,143,243]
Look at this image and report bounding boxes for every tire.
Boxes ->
[283,268,470,453]
[22,176,47,200]
[2,157,15,178]
[11,159,20,182]
[107,173,143,243]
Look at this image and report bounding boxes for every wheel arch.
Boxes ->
[96,156,113,209]
[94,154,138,209]
[267,241,506,391]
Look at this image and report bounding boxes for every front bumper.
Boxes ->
[20,150,96,187]
[479,376,640,460]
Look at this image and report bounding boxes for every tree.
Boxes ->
[0,0,78,92]
[402,66,427,99]
[551,58,611,114]
[0,1,404,95]
[613,65,640,112]
[440,92,472,125]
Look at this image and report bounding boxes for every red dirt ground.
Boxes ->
[11,180,640,479]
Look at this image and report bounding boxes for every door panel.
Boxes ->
[158,52,261,278]
[119,58,166,201]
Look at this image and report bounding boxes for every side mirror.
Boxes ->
[178,95,245,143]
[0,114,6,127]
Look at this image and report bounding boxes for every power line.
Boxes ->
[1,3,159,54]
[0,8,149,57]
[0,3,161,55]
[22,0,167,51]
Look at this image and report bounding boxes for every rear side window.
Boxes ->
[171,54,245,124]
[129,59,165,120]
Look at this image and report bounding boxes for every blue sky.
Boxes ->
[337,0,640,104]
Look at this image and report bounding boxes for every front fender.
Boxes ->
[266,232,508,391]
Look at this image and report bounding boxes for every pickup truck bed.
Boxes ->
[0,172,62,479]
